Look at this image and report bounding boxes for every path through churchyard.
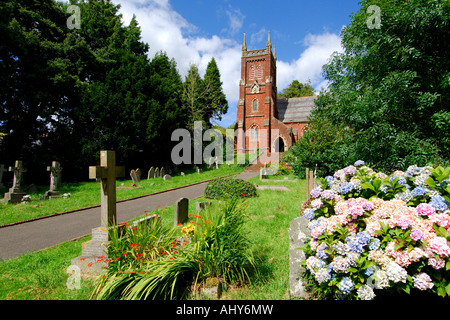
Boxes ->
[0,171,258,260]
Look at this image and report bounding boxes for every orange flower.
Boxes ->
[80,257,86,261]
[88,262,93,267]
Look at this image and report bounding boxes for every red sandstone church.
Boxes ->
[235,32,316,153]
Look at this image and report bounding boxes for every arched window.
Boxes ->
[249,66,255,81]
[250,126,259,141]
[252,98,258,112]
[257,65,263,79]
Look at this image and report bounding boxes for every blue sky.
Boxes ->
[113,0,361,127]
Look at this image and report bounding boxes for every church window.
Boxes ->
[249,66,255,81]
[250,126,259,141]
[252,99,258,112]
[257,65,263,79]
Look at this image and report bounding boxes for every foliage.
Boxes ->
[203,58,228,124]
[301,161,450,300]
[204,177,257,200]
[277,80,315,99]
[94,198,256,300]
[292,0,450,176]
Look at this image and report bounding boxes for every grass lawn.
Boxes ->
[0,173,307,300]
[0,164,245,226]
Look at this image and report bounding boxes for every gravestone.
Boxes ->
[208,158,214,169]
[71,150,125,277]
[43,161,62,199]
[147,167,154,180]
[214,156,219,169]
[180,172,185,177]
[0,164,7,189]
[132,214,161,229]
[288,216,311,299]
[174,197,189,226]
[197,168,202,174]
[154,167,160,179]
[160,167,165,178]
[130,169,138,184]
[163,174,172,181]
[4,160,27,204]
[135,168,142,182]
[195,201,212,212]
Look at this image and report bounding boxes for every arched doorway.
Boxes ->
[274,137,285,152]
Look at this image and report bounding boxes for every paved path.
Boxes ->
[0,171,258,260]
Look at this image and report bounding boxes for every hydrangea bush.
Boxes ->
[301,161,450,300]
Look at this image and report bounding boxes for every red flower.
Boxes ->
[80,258,86,261]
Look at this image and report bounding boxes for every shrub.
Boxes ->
[300,161,450,300]
[204,177,257,200]
[93,199,256,300]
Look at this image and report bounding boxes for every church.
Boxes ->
[235,32,316,153]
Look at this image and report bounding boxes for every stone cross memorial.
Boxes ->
[71,150,125,277]
[43,161,62,199]
[89,150,125,228]
[4,160,27,203]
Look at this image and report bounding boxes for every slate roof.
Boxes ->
[276,96,317,123]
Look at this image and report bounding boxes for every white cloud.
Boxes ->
[113,0,342,127]
[276,32,343,94]
[223,7,245,35]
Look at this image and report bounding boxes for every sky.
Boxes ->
[112,0,361,127]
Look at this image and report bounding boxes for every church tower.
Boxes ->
[236,32,277,153]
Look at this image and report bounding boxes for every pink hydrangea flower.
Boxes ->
[416,203,436,216]
[413,273,434,291]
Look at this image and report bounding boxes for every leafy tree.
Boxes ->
[278,80,315,99]
[293,0,450,176]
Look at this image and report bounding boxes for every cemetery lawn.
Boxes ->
[0,174,306,300]
[0,165,245,226]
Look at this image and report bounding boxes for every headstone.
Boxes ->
[71,150,125,277]
[208,157,214,169]
[174,197,189,226]
[154,167,160,179]
[195,201,212,212]
[197,168,202,174]
[135,168,142,182]
[4,160,27,204]
[160,167,165,178]
[0,164,7,189]
[163,174,172,181]
[132,214,161,229]
[88,150,125,228]
[43,161,62,199]
[180,172,185,177]
[288,216,312,299]
[147,167,154,180]
[260,167,268,180]
[130,169,138,184]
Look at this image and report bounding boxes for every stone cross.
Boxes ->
[9,160,27,192]
[47,161,62,192]
[0,164,7,189]
[89,151,125,228]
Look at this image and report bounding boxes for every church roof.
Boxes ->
[276,96,317,123]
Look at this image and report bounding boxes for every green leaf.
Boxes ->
[361,182,375,192]
[446,261,450,271]
[446,283,450,296]
[426,177,437,188]
[437,286,447,298]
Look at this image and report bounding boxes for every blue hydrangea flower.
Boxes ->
[430,195,449,212]
[303,208,315,220]
[354,160,365,167]
[412,187,426,197]
[317,249,329,260]
[364,266,376,277]
[356,231,372,246]
[310,187,322,198]
[338,277,355,295]
[346,236,364,253]
[369,238,381,251]
[325,176,335,187]
[340,182,353,194]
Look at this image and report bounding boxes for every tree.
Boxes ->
[293,0,450,175]
[277,80,315,99]
[182,64,208,131]
[203,58,228,125]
